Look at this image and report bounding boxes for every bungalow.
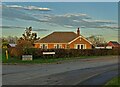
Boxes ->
[107,41,120,48]
[34,28,92,49]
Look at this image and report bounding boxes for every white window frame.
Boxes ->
[40,44,48,49]
[54,44,57,49]
[54,44,62,49]
[75,44,86,49]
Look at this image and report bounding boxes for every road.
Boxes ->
[2,56,118,85]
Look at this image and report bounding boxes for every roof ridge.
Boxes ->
[53,31,77,35]
[110,41,118,42]
[53,31,75,33]
[35,31,80,43]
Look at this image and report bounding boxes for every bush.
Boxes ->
[6,48,120,59]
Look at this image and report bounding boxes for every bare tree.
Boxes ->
[87,35,107,47]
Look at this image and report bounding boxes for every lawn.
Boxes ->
[104,76,120,87]
[2,48,117,64]
[2,53,98,64]
[2,49,113,64]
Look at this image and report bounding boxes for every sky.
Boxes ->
[2,0,120,2]
[1,2,118,42]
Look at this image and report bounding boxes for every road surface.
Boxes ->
[2,56,118,85]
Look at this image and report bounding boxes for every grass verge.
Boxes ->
[2,54,98,64]
[2,50,115,64]
[104,76,120,87]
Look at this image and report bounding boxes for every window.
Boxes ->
[75,44,86,49]
[57,44,59,48]
[54,44,62,49]
[77,45,80,49]
[81,45,84,49]
[41,44,48,49]
[66,44,69,49]
[54,44,57,49]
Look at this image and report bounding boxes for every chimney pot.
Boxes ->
[77,27,80,36]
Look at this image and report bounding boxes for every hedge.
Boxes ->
[2,48,119,59]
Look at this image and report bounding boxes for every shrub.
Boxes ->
[9,48,22,58]
[7,48,120,59]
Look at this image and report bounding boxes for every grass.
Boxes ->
[104,76,120,87]
[2,53,99,64]
[2,50,114,64]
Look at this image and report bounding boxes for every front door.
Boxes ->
[81,45,84,49]
[76,44,86,49]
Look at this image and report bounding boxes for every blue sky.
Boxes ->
[2,0,120,2]
[2,2,118,42]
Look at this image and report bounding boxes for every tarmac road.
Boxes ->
[2,56,118,85]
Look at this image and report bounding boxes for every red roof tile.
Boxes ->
[35,32,79,43]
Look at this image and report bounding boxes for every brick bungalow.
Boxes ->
[34,28,92,49]
[107,41,120,48]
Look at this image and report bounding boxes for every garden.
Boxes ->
[2,48,119,64]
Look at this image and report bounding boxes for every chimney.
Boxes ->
[77,27,80,36]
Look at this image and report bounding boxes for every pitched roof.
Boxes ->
[109,41,120,47]
[35,32,79,43]
[109,41,120,46]
[8,44,17,47]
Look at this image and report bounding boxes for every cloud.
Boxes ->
[1,25,24,29]
[39,19,49,22]
[33,28,49,31]
[0,5,2,8]
[82,19,116,24]
[2,6,49,22]
[6,5,23,8]
[24,6,51,11]
[73,20,81,22]
[6,5,51,11]
[2,5,117,30]
[44,13,117,29]
[95,24,119,31]
[1,25,50,32]
[64,25,73,28]
[57,13,91,18]
[55,13,91,19]
[46,13,92,28]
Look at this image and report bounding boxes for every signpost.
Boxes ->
[22,55,33,61]
[43,52,55,58]
[43,52,55,55]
